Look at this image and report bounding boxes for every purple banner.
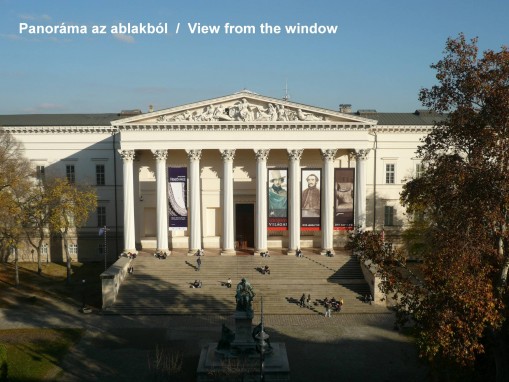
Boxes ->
[301,169,321,230]
[334,168,355,230]
[168,167,188,230]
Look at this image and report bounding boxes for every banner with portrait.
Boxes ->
[334,168,355,230]
[301,168,321,230]
[267,168,288,231]
[168,167,188,230]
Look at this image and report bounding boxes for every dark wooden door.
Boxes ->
[235,204,254,248]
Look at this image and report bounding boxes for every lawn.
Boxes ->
[0,262,104,309]
[0,328,83,381]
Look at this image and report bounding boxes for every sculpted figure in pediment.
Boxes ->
[296,109,325,121]
[253,103,278,121]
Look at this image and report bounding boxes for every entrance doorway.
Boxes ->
[235,204,254,248]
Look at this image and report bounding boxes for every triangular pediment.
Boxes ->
[112,91,377,125]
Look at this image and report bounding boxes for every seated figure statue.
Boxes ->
[235,278,255,312]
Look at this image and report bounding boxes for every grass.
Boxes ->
[0,262,104,309]
[0,328,83,381]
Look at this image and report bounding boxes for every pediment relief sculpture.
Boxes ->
[155,98,327,123]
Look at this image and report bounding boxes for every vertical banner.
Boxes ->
[268,168,288,230]
[168,167,188,230]
[301,169,321,230]
[334,168,355,230]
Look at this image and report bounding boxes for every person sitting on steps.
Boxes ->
[262,265,270,275]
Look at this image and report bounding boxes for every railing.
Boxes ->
[100,256,131,310]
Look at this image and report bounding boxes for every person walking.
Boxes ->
[196,256,202,271]
[299,293,306,307]
[324,299,332,317]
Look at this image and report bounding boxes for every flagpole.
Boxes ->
[104,225,107,271]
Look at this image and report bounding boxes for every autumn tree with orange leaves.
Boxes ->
[349,34,509,381]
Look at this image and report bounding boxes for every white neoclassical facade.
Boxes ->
[1,91,441,261]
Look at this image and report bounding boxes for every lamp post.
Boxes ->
[255,296,270,382]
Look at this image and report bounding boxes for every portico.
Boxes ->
[113,91,376,255]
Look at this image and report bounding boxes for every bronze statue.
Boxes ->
[235,278,255,312]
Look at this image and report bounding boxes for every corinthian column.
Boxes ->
[220,149,236,256]
[287,149,303,255]
[254,149,270,255]
[119,150,136,253]
[354,149,371,230]
[321,149,337,255]
[186,149,202,255]
[152,149,170,254]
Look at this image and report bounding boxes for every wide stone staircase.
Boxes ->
[105,249,389,315]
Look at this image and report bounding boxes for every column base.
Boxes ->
[187,249,199,256]
[220,249,236,256]
[287,250,297,256]
[320,249,336,256]
[254,249,268,256]
[122,249,138,255]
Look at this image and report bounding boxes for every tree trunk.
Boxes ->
[14,248,19,287]
[62,232,72,284]
[37,248,42,275]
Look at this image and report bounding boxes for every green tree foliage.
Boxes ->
[46,178,97,283]
[349,34,509,381]
[0,129,31,264]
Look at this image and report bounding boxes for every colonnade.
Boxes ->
[118,148,369,255]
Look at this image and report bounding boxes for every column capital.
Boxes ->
[118,149,135,161]
[287,149,304,161]
[220,149,236,161]
[353,149,371,161]
[186,149,202,161]
[152,149,168,161]
[321,149,338,161]
[254,149,270,161]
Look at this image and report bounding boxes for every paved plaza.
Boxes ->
[0,282,428,382]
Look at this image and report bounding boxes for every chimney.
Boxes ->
[148,104,154,113]
[339,104,352,113]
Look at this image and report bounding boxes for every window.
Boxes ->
[66,165,75,184]
[36,165,45,180]
[385,163,395,184]
[415,163,424,179]
[384,206,395,226]
[97,206,106,227]
[68,244,78,255]
[96,164,105,186]
[41,243,48,255]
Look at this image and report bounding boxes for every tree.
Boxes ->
[0,129,31,265]
[46,178,97,283]
[17,180,54,275]
[349,34,509,381]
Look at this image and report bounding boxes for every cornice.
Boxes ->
[370,125,433,134]
[2,126,117,134]
[115,123,372,132]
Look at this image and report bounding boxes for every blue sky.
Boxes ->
[1,0,508,114]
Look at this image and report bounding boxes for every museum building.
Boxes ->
[1,91,444,262]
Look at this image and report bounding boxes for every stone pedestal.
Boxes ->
[197,311,290,381]
[231,311,256,354]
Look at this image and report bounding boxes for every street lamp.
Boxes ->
[255,296,270,382]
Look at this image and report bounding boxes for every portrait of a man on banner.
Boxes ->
[301,169,321,230]
[268,168,288,230]
[334,168,355,229]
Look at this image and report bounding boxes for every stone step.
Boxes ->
[106,251,383,315]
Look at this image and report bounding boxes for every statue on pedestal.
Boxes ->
[235,278,255,312]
